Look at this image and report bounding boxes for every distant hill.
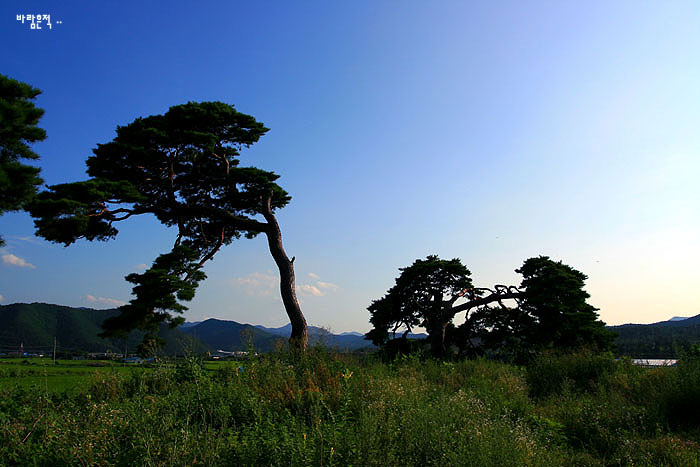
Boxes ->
[0,303,378,356]
[0,302,465,355]
[0,303,208,356]
[179,321,202,328]
[181,319,283,352]
[609,314,700,358]
[182,320,377,351]
[253,323,377,350]
[253,323,429,349]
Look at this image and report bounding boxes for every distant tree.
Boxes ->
[515,256,615,351]
[29,102,308,350]
[366,255,521,357]
[367,255,614,358]
[454,303,533,359]
[0,74,45,246]
[367,256,473,357]
[461,256,615,360]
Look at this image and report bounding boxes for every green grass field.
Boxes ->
[1,351,699,465]
[0,358,242,394]
[0,358,133,393]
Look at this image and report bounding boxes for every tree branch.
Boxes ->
[184,226,226,282]
[213,152,230,176]
[110,212,137,222]
[87,206,139,219]
[451,289,523,314]
[178,205,269,233]
[169,159,186,237]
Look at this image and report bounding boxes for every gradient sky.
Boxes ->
[1,1,699,332]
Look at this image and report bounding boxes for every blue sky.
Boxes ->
[1,1,699,332]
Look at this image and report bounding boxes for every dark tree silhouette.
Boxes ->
[366,255,521,357]
[367,255,613,358]
[29,102,308,350]
[514,256,615,351]
[0,74,45,246]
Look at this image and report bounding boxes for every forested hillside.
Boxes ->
[0,304,375,355]
[181,319,282,352]
[610,314,700,358]
[6,302,699,358]
[0,303,207,355]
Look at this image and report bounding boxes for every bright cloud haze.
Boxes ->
[85,295,126,307]
[2,253,36,269]
[0,1,698,332]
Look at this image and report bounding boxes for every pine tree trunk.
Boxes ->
[262,197,308,351]
[427,318,449,358]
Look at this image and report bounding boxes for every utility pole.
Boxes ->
[53,337,57,364]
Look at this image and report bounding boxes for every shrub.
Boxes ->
[526,350,617,399]
[663,353,700,428]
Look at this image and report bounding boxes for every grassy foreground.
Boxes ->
[1,350,699,466]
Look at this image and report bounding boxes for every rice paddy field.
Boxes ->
[0,358,237,393]
[0,359,130,393]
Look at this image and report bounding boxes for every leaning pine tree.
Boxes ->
[29,102,308,350]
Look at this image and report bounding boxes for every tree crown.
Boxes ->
[0,74,45,245]
[0,74,45,162]
[367,255,473,345]
[515,255,614,350]
[32,101,288,248]
[30,102,292,336]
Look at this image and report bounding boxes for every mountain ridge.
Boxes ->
[0,303,377,353]
[3,302,699,357]
[0,302,208,355]
[607,313,700,358]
